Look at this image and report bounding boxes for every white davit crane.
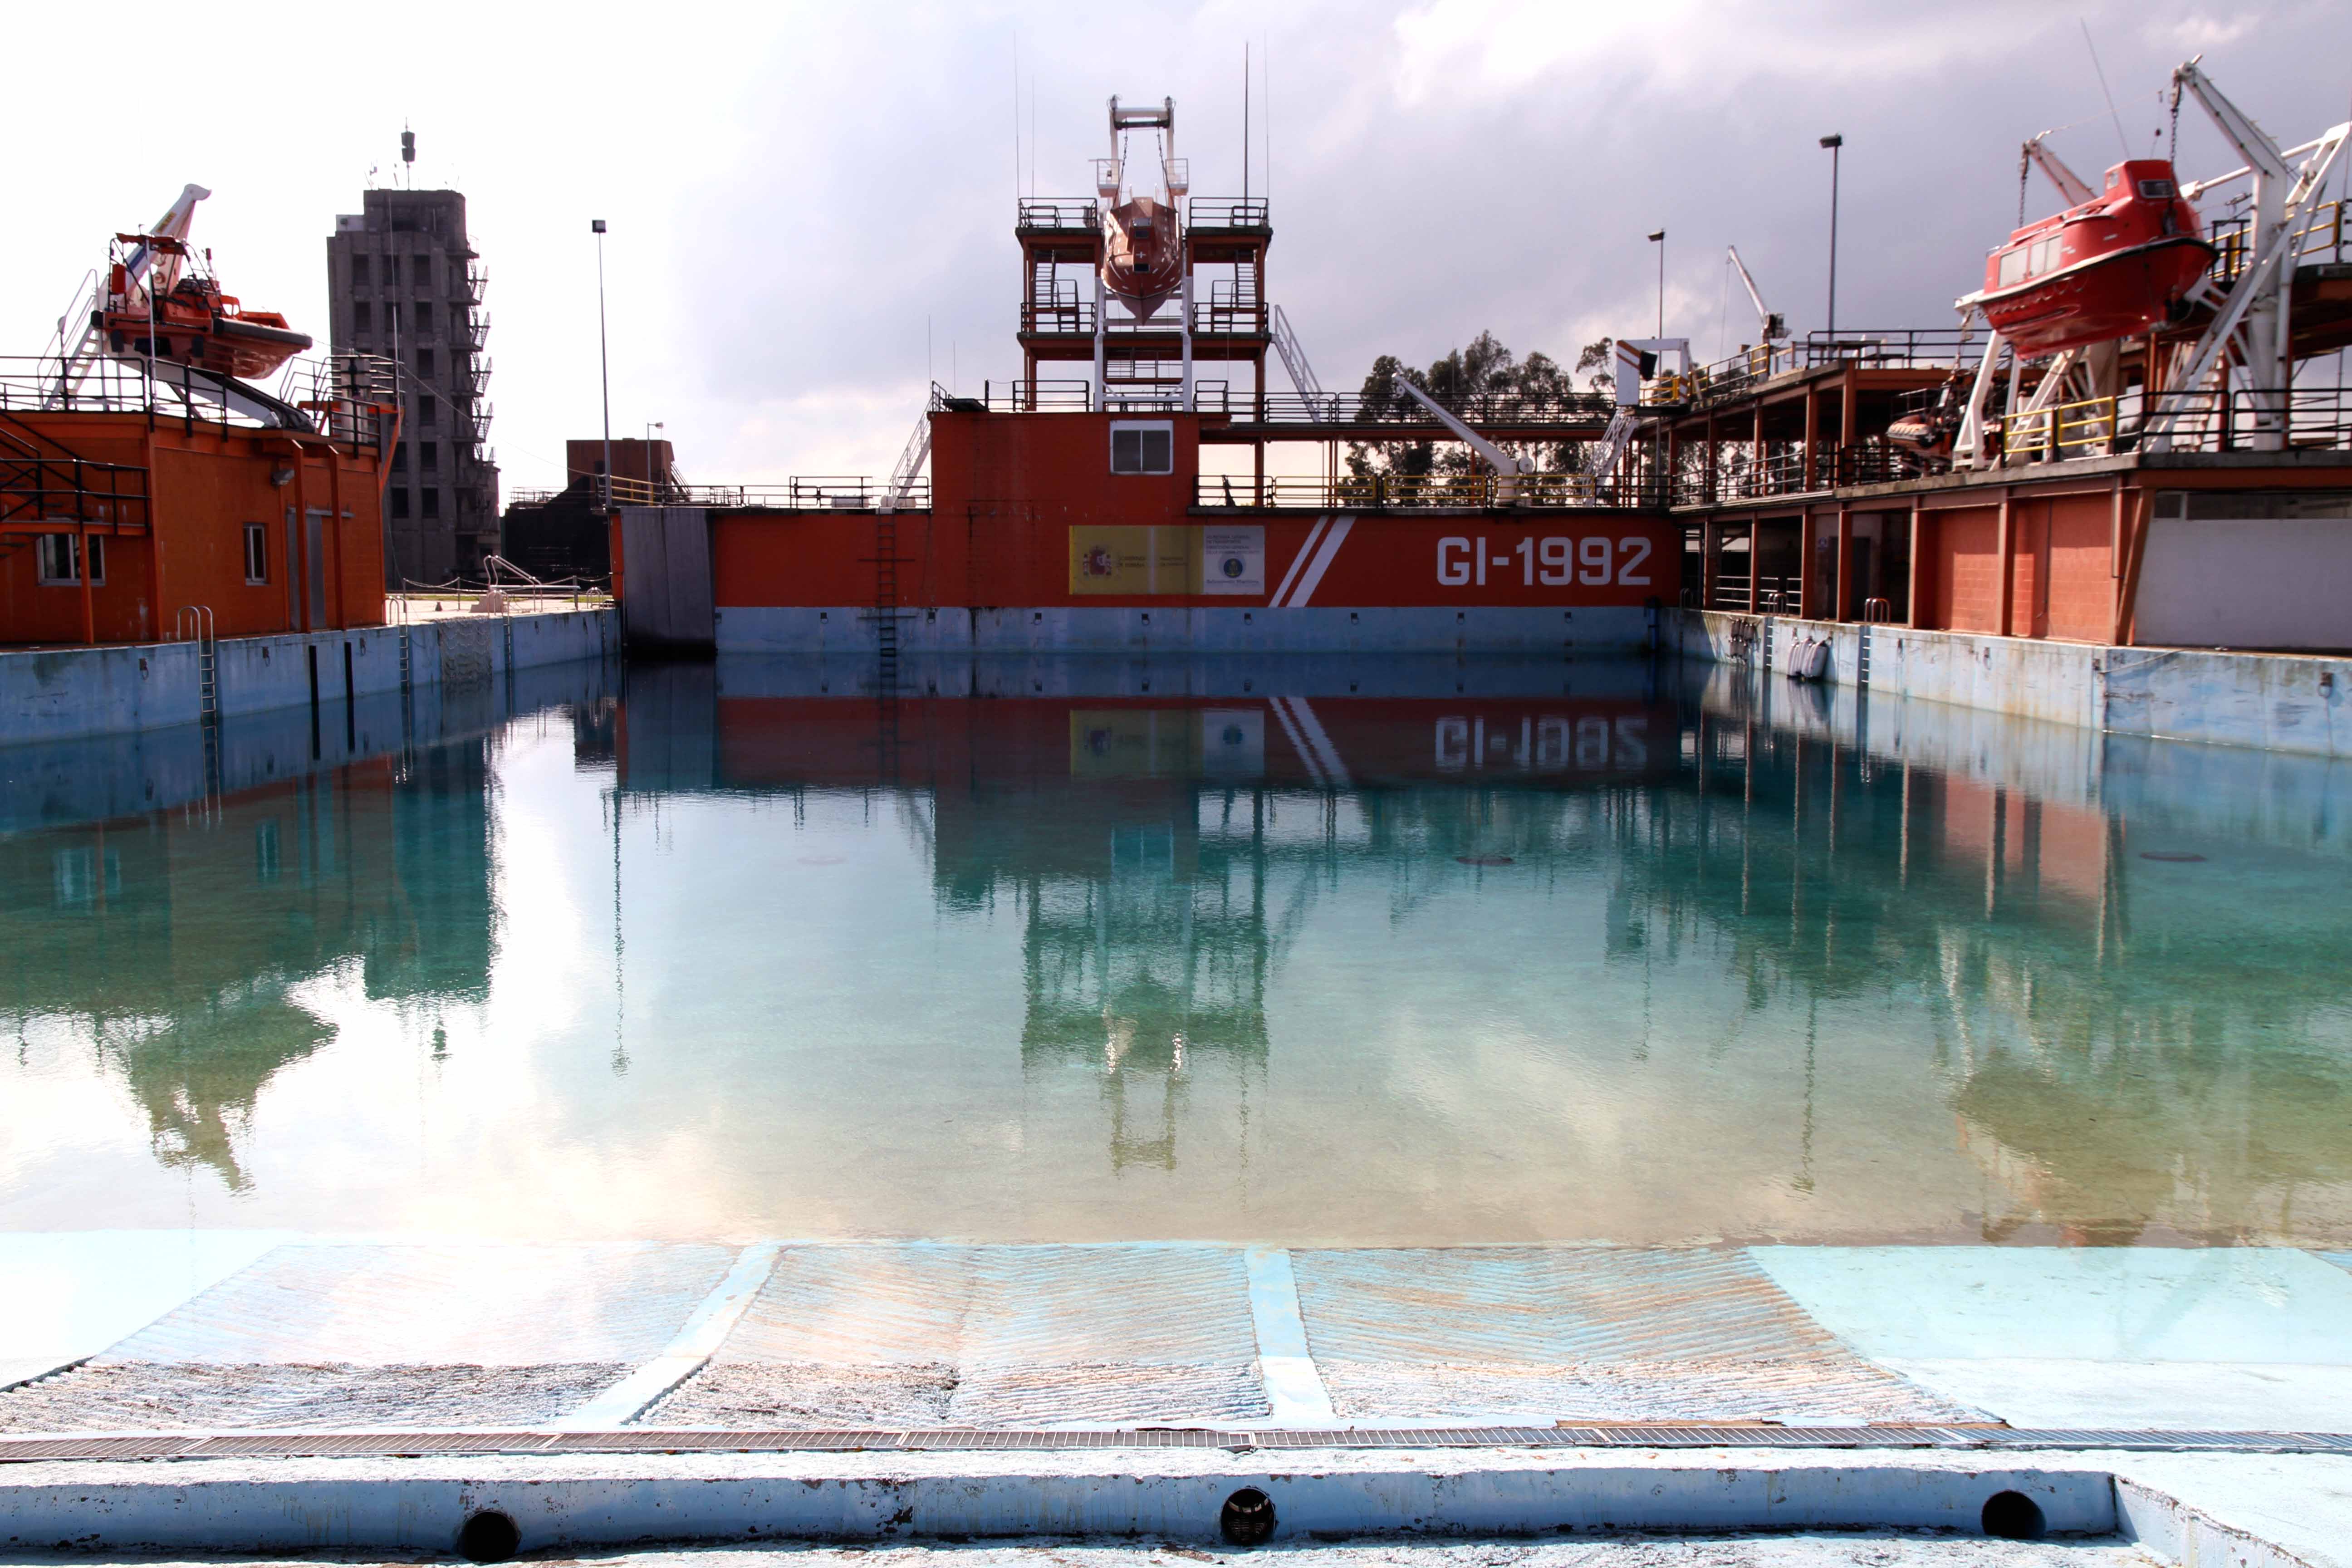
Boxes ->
[2019,130,2096,207]
[1393,378,1534,502]
[1725,246,1788,343]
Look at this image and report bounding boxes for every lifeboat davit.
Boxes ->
[1103,195,1182,319]
[1957,158,2211,359]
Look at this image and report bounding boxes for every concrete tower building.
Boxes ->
[325,167,499,585]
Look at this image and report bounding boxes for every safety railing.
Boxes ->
[1804,328,1984,368]
[0,352,392,450]
[2001,395,2122,462]
[1016,199,1098,230]
[1192,471,1654,510]
[1188,197,1270,230]
[2207,202,2344,285]
[2145,385,2352,453]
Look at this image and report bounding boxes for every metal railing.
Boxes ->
[2207,200,2344,285]
[588,474,931,512]
[1193,471,1659,510]
[1016,199,1098,230]
[2002,395,2121,462]
[1188,197,1269,229]
[0,353,392,449]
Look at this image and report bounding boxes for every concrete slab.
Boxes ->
[1750,1246,2352,1363]
[0,1231,291,1390]
[1290,1248,1975,1425]
[2115,1451,2352,1568]
[649,1245,1268,1430]
[1881,1357,2352,1434]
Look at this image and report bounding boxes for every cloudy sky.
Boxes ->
[5,1,2344,493]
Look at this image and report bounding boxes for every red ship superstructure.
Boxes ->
[1957,157,2210,360]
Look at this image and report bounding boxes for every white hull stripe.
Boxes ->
[1283,516,1353,608]
[1266,696,1323,787]
[1268,515,1330,609]
[1277,696,1352,788]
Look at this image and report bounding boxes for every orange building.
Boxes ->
[1,364,388,646]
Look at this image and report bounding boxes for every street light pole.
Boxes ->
[592,219,611,510]
[1647,229,1666,338]
[1819,135,1843,340]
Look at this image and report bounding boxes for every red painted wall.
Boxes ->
[1,414,385,645]
[1926,505,2001,633]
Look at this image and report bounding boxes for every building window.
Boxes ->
[412,255,433,289]
[244,522,269,584]
[354,302,372,336]
[391,440,408,471]
[416,347,434,377]
[36,533,103,585]
[421,489,441,519]
[419,441,438,475]
[1109,421,1175,475]
[391,488,411,519]
[415,301,434,333]
[419,397,437,428]
[351,255,371,287]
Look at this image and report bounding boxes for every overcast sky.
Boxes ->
[5,0,2345,493]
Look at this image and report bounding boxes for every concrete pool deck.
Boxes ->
[9,1237,2352,1560]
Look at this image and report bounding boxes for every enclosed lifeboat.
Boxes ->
[1102,195,1183,319]
[1957,158,2211,358]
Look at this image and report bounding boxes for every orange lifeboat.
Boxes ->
[1102,195,1183,319]
[1957,158,2211,359]
[99,234,313,381]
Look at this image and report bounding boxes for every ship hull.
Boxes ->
[1965,235,2213,359]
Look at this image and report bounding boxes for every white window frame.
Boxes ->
[35,532,103,586]
[1109,420,1175,475]
[244,521,269,585]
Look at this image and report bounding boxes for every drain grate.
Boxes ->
[5,1425,2351,1464]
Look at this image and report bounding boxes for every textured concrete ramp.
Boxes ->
[1290,1248,1979,1425]
[0,1243,736,1431]
[650,1245,1268,1429]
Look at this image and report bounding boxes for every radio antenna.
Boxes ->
[2081,22,2130,158]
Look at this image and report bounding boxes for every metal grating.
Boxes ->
[7,1426,2352,1464]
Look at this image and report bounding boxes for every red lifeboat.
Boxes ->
[99,234,313,382]
[1102,195,1182,319]
[1957,158,2211,358]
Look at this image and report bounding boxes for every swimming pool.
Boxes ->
[4,653,2348,1250]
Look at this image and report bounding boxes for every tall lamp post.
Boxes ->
[1819,135,1843,340]
[1647,229,1666,338]
[645,420,665,499]
[592,219,612,510]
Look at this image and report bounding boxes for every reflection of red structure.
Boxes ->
[1960,159,2210,359]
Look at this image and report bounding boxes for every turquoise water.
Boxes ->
[3,655,2349,1248]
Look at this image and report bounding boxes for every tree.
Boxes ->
[1345,332,1597,478]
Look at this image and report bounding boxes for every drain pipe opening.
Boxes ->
[457,1509,521,1563]
[1980,1489,2046,1540]
[1220,1486,1277,1546]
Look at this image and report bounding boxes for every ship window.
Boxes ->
[2138,178,2176,199]
[36,533,103,585]
[244,522,269,584]
[1998,248,2029,287]
[1110,421,1174,474]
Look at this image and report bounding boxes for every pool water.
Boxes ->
[4,654,2349,1248]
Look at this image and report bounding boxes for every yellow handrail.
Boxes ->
[2001,394,2119,461]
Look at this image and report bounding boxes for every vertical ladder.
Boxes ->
[176,606,220,805]
[870,512,902,783]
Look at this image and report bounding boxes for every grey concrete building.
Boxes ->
[324,189,500,585]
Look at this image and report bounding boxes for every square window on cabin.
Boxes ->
[1110,421,1175,475]
[422,489,441,519]
[2138,178,2176,200]
[392,488,410,519]
[1997,248,2029,287]
[244,522,268,584]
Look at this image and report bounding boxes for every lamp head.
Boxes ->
[591,219,607,234]
[1820,133,1843,149]
[1646,229,1665,243]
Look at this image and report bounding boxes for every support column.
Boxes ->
[1802,386,1820,491]
[1180,270,1195,413]
[1751,404,1764,497]
[1798,510,1817,618]
[1994,487,2014,637]
[1746,522,1759,616]
[1092,274,1107,410]
[78,519,95,644]
[1705,413,1718,502]
[1834,505,1853,622]
[1906,502,1926,628]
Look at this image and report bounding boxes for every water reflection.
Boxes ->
[4,652,2349,1245]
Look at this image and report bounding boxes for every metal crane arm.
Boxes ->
[1725,246,1788,342]
[1394,378,1530,475]
[2021,133,2095,207]
[2171,58,2288,183]
[123,183,212,298]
